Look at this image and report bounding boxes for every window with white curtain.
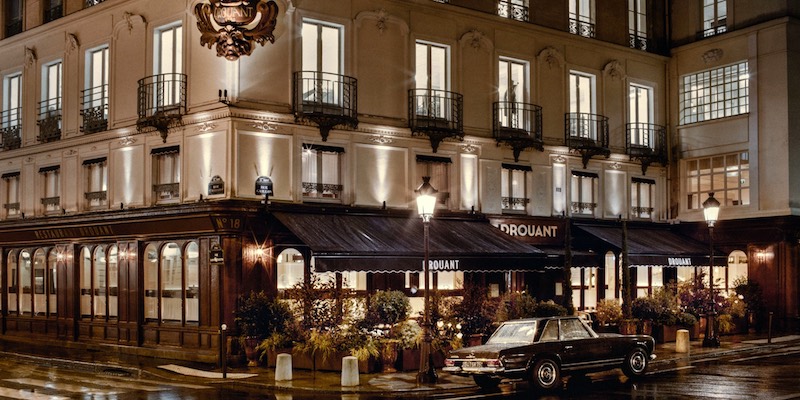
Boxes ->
[2,172,20,218]
[416,155,451,206]
[703,0,727,37]
[628,0,647,49]
[571,172,597,216]
[568,0,595,38]
[501,164,529,212]
[6,250,17,314]
[84,157,108,209]
[302,145,343,200]
[155,23,183,106]
[39,166,60,214]
[152,146,180,202]
[631,178,655,219]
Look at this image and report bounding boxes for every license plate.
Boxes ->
[462,361,483,368]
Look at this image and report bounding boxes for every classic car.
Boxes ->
[443,316,656,391]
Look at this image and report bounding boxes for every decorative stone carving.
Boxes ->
[66,34,79,54]
[702,48,724,65]
[553,155,567,164]
[460,29,492,53]
[461,143,478,153]
[197,122,217,132]
[370,135,393,145]
[24,47,36,68]
[355,9,409,36]
[194,0,280,60]
[538,46,564,69]
[603,60,626,81]
[251,121,277,131]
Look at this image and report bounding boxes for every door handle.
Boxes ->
[565,345,573,350]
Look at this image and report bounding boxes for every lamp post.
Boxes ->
[416,176,438,384]
[702,192,721,348]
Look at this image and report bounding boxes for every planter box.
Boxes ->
[399,348,450,371]
[654,324,699,343]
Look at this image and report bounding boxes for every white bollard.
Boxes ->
[341,356,360,387]
[676,329,690,353]
[275,353,293,381]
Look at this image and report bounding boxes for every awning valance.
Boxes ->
[272,212,546,273]
[575,224,726,267]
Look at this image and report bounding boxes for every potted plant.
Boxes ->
[631,296,660,335]
[365,290,411,372]
[453,281,500,346]
[595,299,623,333]
[234,291,293,366]
[733,277,765,333]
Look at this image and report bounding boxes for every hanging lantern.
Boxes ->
[194,0,279,61]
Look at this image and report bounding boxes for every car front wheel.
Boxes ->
[473,375,501,391]
[530,358,561,391]
[622,347,649,378]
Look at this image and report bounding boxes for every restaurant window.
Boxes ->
[6,249,17,314]
[501,164,530,213]
[302,144,343,200]
[727,250,748,291]
[686,152,749,210]
[570,171,597,216]
[679,61,748,125]
[144,244,158,321]
[32,248,54,316]
[568,0,595,38]
[185,242,199,323]
[605,251,618,299]
[143,242,197,324]
[83,157,107,209]
[498,57,528,131]
[571,267,597,310]
[152,146,180,203]
[19,249,31,315]
[39,166,60,214]
[5,0,23,37]
[631,177,654,219]
[277,248,305,290]
[161,243,182,323]
[79,245,117,319]
[93,247,107,317]
[416,155,451,206]
[703,0,727,37]
[628,0,647,50]
[82,45,109,134]
[2,172,20,218]
[636,266,663,297]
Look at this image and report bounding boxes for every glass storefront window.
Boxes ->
[19,250,31,315]
[7,250,17,314]
[33,249,46,315]
[94,246,107,317]
[144,244,158,321]
[277,248,304,290]
[80,247,91,317]
[108,245,118,318]
[161,242,182,323]
[185,242,199,323]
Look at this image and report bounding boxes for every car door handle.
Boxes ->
[565,345,573,350]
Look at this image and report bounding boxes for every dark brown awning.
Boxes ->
[575,225,726,267]
[272,211,546,273]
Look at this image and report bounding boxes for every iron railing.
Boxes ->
[37,98,62,143]
[292,71,358,141]
[86,0,107,6]
[81,84,109,133]
[626,122,667,173]
[302,182,343,199]
[1,107,21,150]
[565,113,609,149]
[493,101,543,160]
[498,0,528,21]
[629,33,649,51]
[137,73,186,138]
[569,18,595,38]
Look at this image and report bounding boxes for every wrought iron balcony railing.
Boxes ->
[565,112,610,167]
[493,101,543,161]
[137,73,186,142]
[37,98,62,143]
[626,122,667,174]
[302,182,343,200]
[1,107,22,151]
[153,183,180,201]
[498,0,528,22]
[409,88,464,152]
[81,84,109,134]
[571,201,597,215]
[5,19,22,37]
[629,33,649,51]
[569,18,595,38]
[293,71,358,141]
[502,196,529,210]
[86,0,107,6]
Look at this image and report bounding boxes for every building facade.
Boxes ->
[0,0,795,361]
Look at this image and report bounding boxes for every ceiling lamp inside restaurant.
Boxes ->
[194,0,279,61]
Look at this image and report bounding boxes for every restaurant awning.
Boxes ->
[271,211,546,273]
[575,224,726,267]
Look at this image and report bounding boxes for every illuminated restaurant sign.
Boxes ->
[489,217,565,246]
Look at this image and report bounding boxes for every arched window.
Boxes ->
[108,245,118,318]
[185,241,199,323]
[47,249,58,316]
[33,248,47,315]
[277,248,304,290]
[93,246,107,317]
[161,243,183,322]
[19,249,31,315]
[80,247,92,317]
[605,251,617,299]
[6,249,18,314]
[144,243,159,321]
[727,250,748,293]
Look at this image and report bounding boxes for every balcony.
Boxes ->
[1,108,21,151]
[5,19,22,37]
[409,89,464,153]
[86,0,107,6]
[37,98,62,143]
[302,182,343,200]
[137,73,186,142]
[565,113,610,168]
[498,0,528,22]
[629,34,649,51]
[569,18,595,38]
[493,101,543,161]
[81,84,109,134]
[293,71,358,142]
[626,123,667,174]
[44,4,63,23]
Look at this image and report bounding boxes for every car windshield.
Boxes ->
[486,321,538,345]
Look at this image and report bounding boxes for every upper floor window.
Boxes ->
[569,0,595,38]
[498,0,528,22]
[151,146,180,203]
[628,0,647,50]
[631,177,655,219]
[4,0,22,37]
[571,171,597,216]
[415,41,449,92]
[39,61,63,142]
[629,83,654,147]
[302,144,343,201]
[703,0,727,37]
[83,157,107,209]
[686,152,749,210]
[300,20,344,105]
[2,72,22,150]
[82,46,109,134]
[501,164,530,213]
[679,61,749,125]
[416,155,451,206]
[155,23,183,107]
[570,71,595,116]
[38,166,60,214]
[44,0,63,23]
[86,0,107,7]
[498,57,528,129]
[2,172,20,218]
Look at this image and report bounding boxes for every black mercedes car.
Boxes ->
[443,316,656,391]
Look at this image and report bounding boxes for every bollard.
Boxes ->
[220,324,228,379]
[675,329,690,354]
[341,356,360,387]
[768,311,774,344]
[275,353,293,381]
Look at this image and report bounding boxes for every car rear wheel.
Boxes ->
[473,375,501,390]
[530,358,561,391]
[622,347,649,378]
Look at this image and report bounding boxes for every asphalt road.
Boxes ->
[1,342,799,399]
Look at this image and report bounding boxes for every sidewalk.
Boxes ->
[2,332,799,395]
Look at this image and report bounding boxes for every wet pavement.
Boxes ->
[1,331,799,396]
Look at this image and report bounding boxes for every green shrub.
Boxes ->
[595,299,623,326]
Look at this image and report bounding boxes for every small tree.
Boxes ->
[453,280,499,337]
[595,299,623,326]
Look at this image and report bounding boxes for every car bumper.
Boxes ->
[442,366,505,374]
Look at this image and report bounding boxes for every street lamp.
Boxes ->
[416,176,438,384]
[702,192,721,348]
